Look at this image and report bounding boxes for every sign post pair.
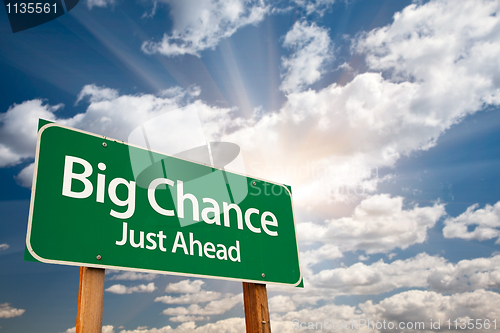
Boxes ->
[26,121,302,332]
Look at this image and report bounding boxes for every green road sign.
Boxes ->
[26,121,302,286]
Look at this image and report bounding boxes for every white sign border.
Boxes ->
[26,121,303,287]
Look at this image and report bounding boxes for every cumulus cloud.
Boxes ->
[85,0,114,10]
[162,293,243,318]
[4,0,500,210]
[105,282,156,294]
[0,303,25,318]
[443,201,500,242]
[280,21,333,93]
[118,318,245,333]
[7,0,500,211]
[269,295,296,313]
[15,162,34,188]
[292,0,337,15]
[296,253,500,300]
[272,289,500,333]
[168,315,208,323]
[155,291,221,304]
[0,84,233,187]
[362,289,500,333]
[427,255,500,293]
[0,100,60,167]
[108,271,158,281]
[64,325,115,333]
[155,279,239,322]
[297,194,445,254]
[141,0,268,57]
[75,84,119,104]
[165,279,205,294]
[0,244,9,251]
[63,325,114,333]
[307,253,445,296]
[299,243,343,276]
[223,0,500,210]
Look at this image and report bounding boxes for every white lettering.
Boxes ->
[177,180,199,221]
[146,232,157,250]
[244,208,261,233]
[108,178,136,219]
[204,242,215,258]
[62,156,93,199]
[172,231,188,254]
[158,231,167,252]
[130,229,144,248]
[229,241,240,262]
[201,198,220,225]
[216,244,227,260]
[116,222,128,246]
[223,202,243,229]
[261,211,278,236]
[148,178,175,216]
[189,232,202,256]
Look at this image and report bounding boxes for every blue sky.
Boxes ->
[2,0,500,332]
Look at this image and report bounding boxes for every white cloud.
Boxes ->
[292,0,337,15]
[3,0,500,211]
[0,244,9,251]
[443,201,500,242]
[269,295,296,313]
[64,84,204,142]
[155,291,221,304]
[117,323,194,333]
[0,100,60,167]
[361,289,500,333]
[105,283,156,294]
[85,0,114,10]
[307,252,445,296]
[75,84,119,104]
[169,315,208,323]
[223,0,500,211]
[109,272,158,281]
[297,194,445,254]
[165,280,205,294]
[118,318,245,333]
[280,21,333,93]
[357,0,500,98]
[0,84,233,186]
[141,0,268,57]
[298,253,500,300]
[63,325,114,333]
[358,254,369,261]
[0,303,25,318]
[299,244,343,277]
[162,293,242,317]
[142,1,158,19]
[157,279,233,320]
[15,162,34,188]
[8,0,500,214]
[272,289,500,333]
[427,255,500,293]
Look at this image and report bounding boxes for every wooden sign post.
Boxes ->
[243,282,271,333]
[74,274,271,333]
[76,267,105,333]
